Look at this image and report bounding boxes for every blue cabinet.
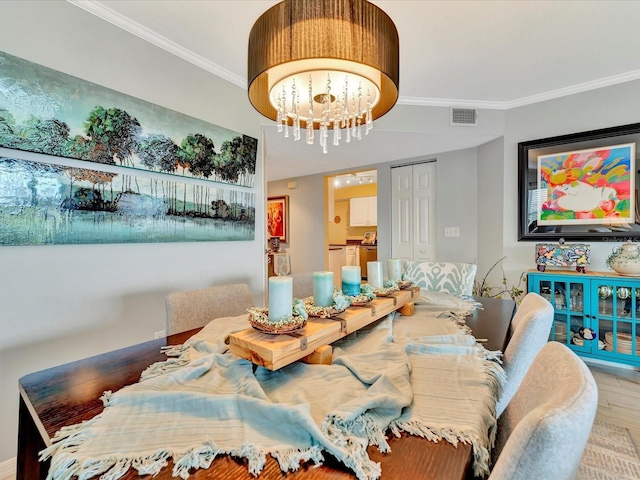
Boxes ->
[528,270,640,367]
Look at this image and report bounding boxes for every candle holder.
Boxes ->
[248,307,307,334]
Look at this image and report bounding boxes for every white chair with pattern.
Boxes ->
[405,261,477,296]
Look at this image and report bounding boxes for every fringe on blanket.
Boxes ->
[140,344,191,380]
[322,414,384,480]
[388,356,505,478]
[40,419,326,480]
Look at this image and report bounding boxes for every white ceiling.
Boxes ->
[69,0,640,181]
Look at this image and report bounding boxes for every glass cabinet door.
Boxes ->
[536,277,589,352]
[595,280,640,361]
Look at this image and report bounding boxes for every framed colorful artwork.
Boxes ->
[267,195,289,244]
[537,143,635,225]
[519,123,640,242]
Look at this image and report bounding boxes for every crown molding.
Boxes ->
[66,0,247,89]
[396,96,506,110]
[398,70,640,111]
[504,70,640,109]
[67,0,640,112]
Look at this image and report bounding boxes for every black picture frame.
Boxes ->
[518,123,640,242]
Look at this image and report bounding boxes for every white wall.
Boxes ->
[477,137,505,280]
[0,1,266,462]
[502,80,640,284]
[433,147,478,263]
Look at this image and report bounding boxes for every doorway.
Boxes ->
[326,169,378,281]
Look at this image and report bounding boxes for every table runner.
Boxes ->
[41,290,505,480]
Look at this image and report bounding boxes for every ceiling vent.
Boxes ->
[450,107,478,126]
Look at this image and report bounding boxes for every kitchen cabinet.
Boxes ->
[528,269,640,367]
[349,196,377,226]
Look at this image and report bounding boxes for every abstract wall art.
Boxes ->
[537,143,635,226]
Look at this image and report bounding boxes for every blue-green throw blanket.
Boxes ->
[41,291,504,480]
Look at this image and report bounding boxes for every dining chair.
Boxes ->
[165,283,254,335]
[405,261,477,296]
[495,291,554,417]
[290,272,314,299]
[489,341,597,480]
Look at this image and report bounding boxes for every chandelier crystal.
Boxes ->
[248,0,399,154]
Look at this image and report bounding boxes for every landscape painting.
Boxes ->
[0,50,257,187]
[0,156,255,246]
[537,143,635,226]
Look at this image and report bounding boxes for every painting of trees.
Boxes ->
[0,51,258,188]
[0,156,255,245]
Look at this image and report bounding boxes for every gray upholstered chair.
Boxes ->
[489,341,597,480]
[405,261,477,296]
[290,272,314,299]
[495,291,554,417]
[165,283,254,335]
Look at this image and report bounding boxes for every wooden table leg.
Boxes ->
[398,301,415,316]
[300,345,333,365]
[17,395,48,480]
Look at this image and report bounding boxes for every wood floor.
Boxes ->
[3,361,639,480]
[587,360,640,447]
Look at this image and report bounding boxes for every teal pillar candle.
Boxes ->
[367,261,383,289]
[388,258,402,281]
[268,276,293,321]
[342,266,361,296]
[313,271,334,307]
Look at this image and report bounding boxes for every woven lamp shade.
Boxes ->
[248,0,399,130]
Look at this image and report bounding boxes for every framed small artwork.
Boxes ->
[267,195,289,243]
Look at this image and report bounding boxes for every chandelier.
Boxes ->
[248,0,399,153]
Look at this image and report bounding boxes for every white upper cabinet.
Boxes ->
[349,196,377,226]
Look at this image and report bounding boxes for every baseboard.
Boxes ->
[0,457,16,479]
[583,356,640,371]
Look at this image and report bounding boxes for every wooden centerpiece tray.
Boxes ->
[228,287,419,370]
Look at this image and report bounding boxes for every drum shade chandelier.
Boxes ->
[248,0,399,153]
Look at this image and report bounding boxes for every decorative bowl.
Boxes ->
[607,241,640,276]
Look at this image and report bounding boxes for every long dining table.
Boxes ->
[17,295,515,480]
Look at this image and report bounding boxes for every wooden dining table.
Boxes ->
[17,295,515,480]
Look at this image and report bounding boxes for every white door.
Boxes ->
[412,162,436,261]
[391,162,436,261]
[391,165,413,260]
